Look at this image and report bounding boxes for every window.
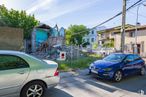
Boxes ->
[103,54,126,62]
[133,54,141,60]
[141,41,144,53]
[87,38,89,42]
[129,32,135,37]
[91,31,94,34]
[0,55,29,70]
[125,55,134,62]
[91,38,94,42]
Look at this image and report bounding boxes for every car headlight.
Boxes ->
[103,68,112,71]
[90,63,93,66]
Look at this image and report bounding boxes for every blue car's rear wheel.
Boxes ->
[113,70,122,82]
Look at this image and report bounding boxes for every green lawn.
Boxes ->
[57,54,102,71]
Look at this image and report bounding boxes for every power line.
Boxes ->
[93,0,144,28]
[128,11,146,18]
[72,0,145,35]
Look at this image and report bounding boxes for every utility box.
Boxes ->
[0,27,24,51]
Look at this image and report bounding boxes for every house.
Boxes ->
[31,24,65,52]
[98,24,134,47]
[83,26,105,48]
[112,25,146,57]
[98,24,146,57]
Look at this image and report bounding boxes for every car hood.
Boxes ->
[93,60,119,68]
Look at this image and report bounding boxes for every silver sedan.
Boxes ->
[0,50,60,97]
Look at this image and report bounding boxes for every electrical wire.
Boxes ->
[71,0,146,35]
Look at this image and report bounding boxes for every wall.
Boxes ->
[114,29,146,56]
[0,27,23,50]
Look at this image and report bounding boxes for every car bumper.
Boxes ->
[43,75,60,88]
[89,69,114,79]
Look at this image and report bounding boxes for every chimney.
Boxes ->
[136,22,141,26]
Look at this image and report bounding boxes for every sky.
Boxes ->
[0,0,146,29]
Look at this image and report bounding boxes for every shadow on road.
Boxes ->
[44,88,73,97]
[59,70,146,97]
[90,74,146,94]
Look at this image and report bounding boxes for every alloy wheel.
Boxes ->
[114,71,122,82]
[26,84,43,97]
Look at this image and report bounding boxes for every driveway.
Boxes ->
[44,69,146,97]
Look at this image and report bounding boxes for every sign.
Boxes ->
[59,51,66,61]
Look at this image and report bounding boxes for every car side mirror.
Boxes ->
[124,59,131,63]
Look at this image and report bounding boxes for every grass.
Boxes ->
[57,54,102,71]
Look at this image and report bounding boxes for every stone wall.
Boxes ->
[0,27,23,50]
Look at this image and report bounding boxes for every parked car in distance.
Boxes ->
[89,53,146,82]
[93,47,116,56]
[0,50,60,97]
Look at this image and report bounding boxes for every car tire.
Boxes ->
[140,67,146,76]
[89,69,91,74]
[21,81,46,97]
[113,70,123,82]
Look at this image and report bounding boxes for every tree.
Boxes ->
[66,25,89,45]
[0,5,39,39]
[103,39,114,48]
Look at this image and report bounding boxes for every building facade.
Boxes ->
[31,24,65,52]
[98,24,146,57]
[83,26,105,48]
[113,25,146,57]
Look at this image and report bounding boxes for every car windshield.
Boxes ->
[103,54,126,62]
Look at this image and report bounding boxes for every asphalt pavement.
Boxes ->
[44,69,146,97]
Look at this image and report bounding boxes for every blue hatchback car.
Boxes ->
[89,53,146,82]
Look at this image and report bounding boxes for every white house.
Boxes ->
[83,26,106,48]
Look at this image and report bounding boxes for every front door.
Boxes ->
[0,55,30,96]
[123,55,135,76]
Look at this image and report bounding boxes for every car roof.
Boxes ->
[112,53,137,56]
[0,50,25,55]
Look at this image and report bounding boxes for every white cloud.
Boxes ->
[36,0,100,21]
[26,0,54,14]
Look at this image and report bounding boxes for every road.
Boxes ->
[44,69,146,97]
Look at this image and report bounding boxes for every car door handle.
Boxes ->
[18,71,25,74]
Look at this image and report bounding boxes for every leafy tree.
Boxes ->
[66,25,89,45]
[0,5,39,39]
[103,39,114,48]
[82,42,90,47]
[92,43,98,49]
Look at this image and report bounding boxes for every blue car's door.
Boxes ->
[133,54,144,73]
[123,55,135,76]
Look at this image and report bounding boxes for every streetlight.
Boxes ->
[134,3,146,54]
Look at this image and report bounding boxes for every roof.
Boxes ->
[99,24,146,34]
[99,24,135,33]
[36,24,51,29]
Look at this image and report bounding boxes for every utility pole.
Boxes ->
[121,0,126,53]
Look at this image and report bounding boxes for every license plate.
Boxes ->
[91,69,98,74]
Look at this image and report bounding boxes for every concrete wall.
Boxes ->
[114,29,146,56]
[0,27,23,50]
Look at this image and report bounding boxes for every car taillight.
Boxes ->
[54,69,59,76]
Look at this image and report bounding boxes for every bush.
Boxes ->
[57,55,101,71]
